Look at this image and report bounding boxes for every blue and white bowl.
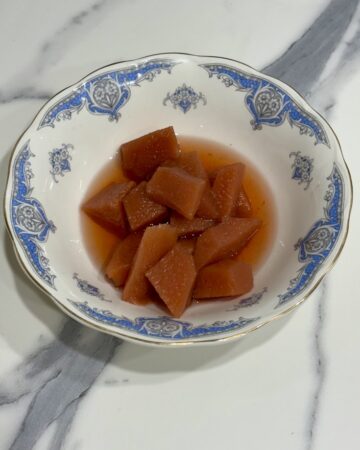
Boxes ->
[4,53,352,346]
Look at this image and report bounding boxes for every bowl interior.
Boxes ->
[5,54,351,344]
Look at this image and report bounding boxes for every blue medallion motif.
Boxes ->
[73,273,111,303]
[10,141,56,288]
[49,143,73,182]
[200,64,329,146]
[163,83,206,113]
[289,151,314,190]
[227,288,268,311]
[68,300,259,340]
[39,59,177,128]
[277,164,343,306]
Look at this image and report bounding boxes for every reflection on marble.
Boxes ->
[0,0,360,449]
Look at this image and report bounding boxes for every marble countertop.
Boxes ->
[1,0,360,449]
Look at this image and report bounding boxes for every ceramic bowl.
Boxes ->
[4,53,352,346]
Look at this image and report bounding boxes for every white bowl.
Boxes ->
[4,53,352,346]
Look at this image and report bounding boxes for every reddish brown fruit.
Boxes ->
[170,213,216,237]
[209,163,244,183]
[123,181,168,231]
[196,185,219,219]
[105,233,142,287]
[194,217,261,269]
[212,163,245,217]
[179,151,207,179]
[146,243,197,317]
[121,126,179,181]
[82,182,135,236]
[167,151,208,179]
[236,186,253,217]
[146,167,206,220]
[193,259,253,299]
[177,238,197,254]
[122,225,177,305]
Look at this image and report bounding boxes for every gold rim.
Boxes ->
[3,52,354,347]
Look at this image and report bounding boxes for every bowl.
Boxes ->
[4,53,352,346]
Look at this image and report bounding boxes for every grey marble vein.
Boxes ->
[0,90,52,106]
[344,24,360,58]
[306,282,327,450]
[264,0,359,96]
[263,1,360,449]
[311,18,360,112]
[50,400,79,450]
[2,1,360,449]
[0,0,117,104]
[0,320,119,450]
[34,0,113,72]
[304,29,360,450]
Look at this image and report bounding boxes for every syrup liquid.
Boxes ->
[81,136,276,271]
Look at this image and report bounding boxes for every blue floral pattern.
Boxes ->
[49,144,73,182]
[227,288,268,311]
[73,273,111,303]
[277,164,343,306]
[200,64,329,146]
[10,141,56,288]
[163,84,206,113]
[68,300,259,340]
[290,151,314,189]
[39,59,177,128]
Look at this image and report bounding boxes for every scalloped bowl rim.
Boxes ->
[3,52,353,347]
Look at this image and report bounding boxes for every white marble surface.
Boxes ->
[0,0,360,449]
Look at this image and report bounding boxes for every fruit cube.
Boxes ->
[196,185,219,219]
[123,181,168,231]
[146,167,206,220]
[146,243,197,317]
[177,238,197,254]
[105,233,142,287]
[194,217,261,269]
[82,181,135,236]
[170,213,215,237]
[178,151,207,179]
[123,225,177,305]
[236,186,252,217]
[193,259,253,299]
[213,163,245,217]
[121,127,179,181]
